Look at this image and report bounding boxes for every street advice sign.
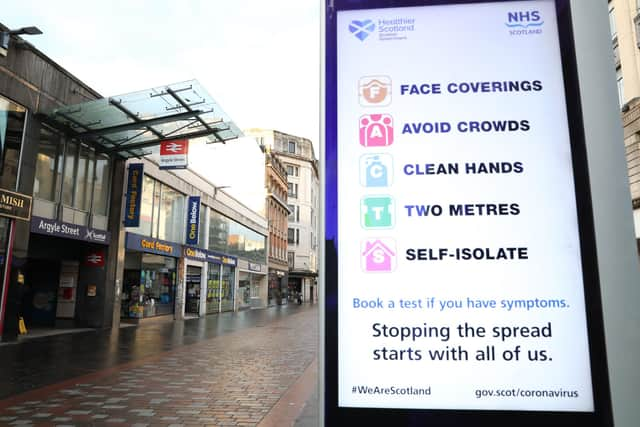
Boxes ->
[324,0,611,426]
[0,188,31,221]
[159,139,189,170]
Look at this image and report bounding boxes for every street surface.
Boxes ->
[0,304,318,426]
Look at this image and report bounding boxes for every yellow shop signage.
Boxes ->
[125,233,180,258]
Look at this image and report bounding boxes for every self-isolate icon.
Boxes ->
[359,114,394,147]
[360,153,393,187]
[361,196,394,229]
[361,238,396,272]
[359,76,392,106]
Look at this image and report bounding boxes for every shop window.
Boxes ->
[251,274,261,298]
[34,127,62,202]
[121,253,176,319]
[239,271,251,309]
[206,263,221,314]
[220,264,235,312]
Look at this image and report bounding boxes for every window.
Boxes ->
[286,164,299,176]
[208,209,266,263]
[34,127,62,202]
[61,141,77,205]
[0,95,26,192]
[288,140,296,154]
[92,155,111,216]
[74,145,94,211]
[609,4,617,40]
[157,183,185,243]
[288,204,295,221]
[288,227,296,244]
[617,68,624,107]
[288,182,298,198]
[128,175,155,237]
[288,251,295,268]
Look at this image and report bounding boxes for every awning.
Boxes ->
[43,80,243,158]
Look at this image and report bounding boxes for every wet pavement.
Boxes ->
[0,304,319,426]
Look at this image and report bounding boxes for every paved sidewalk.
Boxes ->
[0,305,319,426]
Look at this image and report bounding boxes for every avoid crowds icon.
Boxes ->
[359,114,394,147]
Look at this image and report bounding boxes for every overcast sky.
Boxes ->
[3,0,321,148]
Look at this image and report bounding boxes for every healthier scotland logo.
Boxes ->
[349,20,375,41]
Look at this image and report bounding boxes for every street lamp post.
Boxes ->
[0,26,43,57]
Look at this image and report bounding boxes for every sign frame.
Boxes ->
[124,163,144,227]
[323,0,612,426]
[159,139,189,170]
[185,196,201,246]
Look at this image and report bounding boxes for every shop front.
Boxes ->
[238,261,267,309]
[25,217,110,329]
[182,246,237,315]
[268,268,287,306]
[122,232,181,320]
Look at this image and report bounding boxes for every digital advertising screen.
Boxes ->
[324,0,612,425]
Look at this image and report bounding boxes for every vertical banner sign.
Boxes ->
[124,163,143,227]
[325,0,611,426]
[159,139,189,169]
[185,196,201,246]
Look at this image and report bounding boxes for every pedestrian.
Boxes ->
[297,291,302,305]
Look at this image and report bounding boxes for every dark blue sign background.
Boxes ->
[124,163,144,227]
[185,196,201,245]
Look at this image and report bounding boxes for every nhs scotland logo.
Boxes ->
[349,20,375,41]
[505,10,543,35]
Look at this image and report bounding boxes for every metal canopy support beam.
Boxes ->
[39,113,142,158]
[64,110,203,139]
[165,87,226,144]
[109,98,165,139]
[106,128,236,154]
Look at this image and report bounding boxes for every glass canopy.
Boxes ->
[46,80,243,158]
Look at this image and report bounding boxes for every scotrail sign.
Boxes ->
[324,0,612,426]
[159,139,189,169]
